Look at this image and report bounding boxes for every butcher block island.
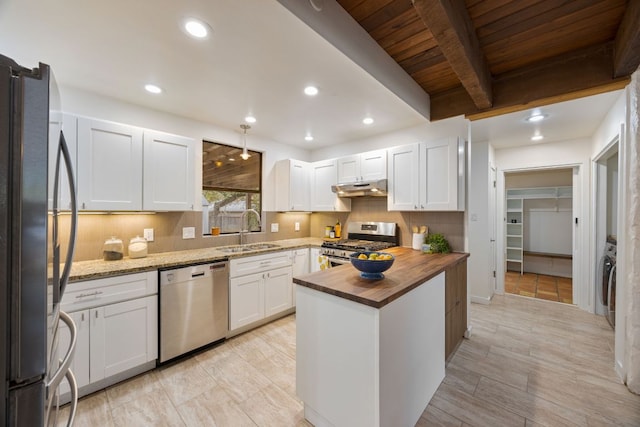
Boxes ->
[294,247,468,427]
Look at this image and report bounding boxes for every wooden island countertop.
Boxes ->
[293,246,469,309]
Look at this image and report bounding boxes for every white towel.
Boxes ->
[317,255,331,270]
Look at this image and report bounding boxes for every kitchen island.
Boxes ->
[294,247,468,427]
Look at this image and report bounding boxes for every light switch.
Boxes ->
[295,222,300,231]
[182,227,195,239]
[271,223,279,232]
[143,228,154,242]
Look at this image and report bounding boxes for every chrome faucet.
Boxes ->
[240,209,261,245]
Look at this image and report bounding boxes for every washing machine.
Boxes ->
[599,237,616,329]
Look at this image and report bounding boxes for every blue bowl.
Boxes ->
[350,251,395,279]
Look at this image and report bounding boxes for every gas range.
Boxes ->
[320,222,398,265]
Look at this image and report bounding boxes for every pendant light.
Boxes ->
[240,124,251,160]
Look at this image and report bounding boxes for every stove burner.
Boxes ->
[321,239,394,251]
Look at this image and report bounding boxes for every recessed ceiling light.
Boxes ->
[526,113,547,122]
[245,116,256,123]
[304,86,318,96]
[144,84,162,94]
[305,135,314,142]
[184,19,210,39]
[363,117,374,125]
[531,135,544,141]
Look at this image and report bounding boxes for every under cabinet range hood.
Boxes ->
[331,179,388,197]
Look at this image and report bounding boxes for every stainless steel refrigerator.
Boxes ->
[1,54,78,425]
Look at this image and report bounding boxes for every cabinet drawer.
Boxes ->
[62,271,157,312]
[230,251,292,278]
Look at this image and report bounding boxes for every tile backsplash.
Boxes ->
[60,198,464,262]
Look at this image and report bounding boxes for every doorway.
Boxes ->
[504,168,574,304]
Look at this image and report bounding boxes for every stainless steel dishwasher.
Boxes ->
[159,261,229,363]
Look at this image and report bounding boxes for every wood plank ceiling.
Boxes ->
[336,0,640,121]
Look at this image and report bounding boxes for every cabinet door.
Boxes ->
[309,247,323,273]
[291,249,309,306]
[143,131,195,211]
[337,155,360,183]
[292,248,310,277]
[310,160,351,212]
[419,138,459,211]
[264,266,293,317]
[387,144,420,211]
[230,273,265,330]
[360,150,387,181]
[275,159,310,211]
[77,118,143,210]
[57,310,90,395]
[48,113,77,210]
[90,295,158,382]
[290,160,310,211]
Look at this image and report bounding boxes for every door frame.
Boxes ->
[496,164,584,309]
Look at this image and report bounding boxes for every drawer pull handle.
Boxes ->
[191,272,205,278]
[75,291,104,299]
[260,261,271,265]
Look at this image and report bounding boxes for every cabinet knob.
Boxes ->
[421,205,424,209]
[414,205,418,210]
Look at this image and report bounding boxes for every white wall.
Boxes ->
[467,140,493,304]
[590,87,628,382]
[60,86,311,212]
[494,138,592,311]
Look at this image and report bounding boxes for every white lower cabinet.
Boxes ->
[58,272,157,397]
[229,252,294,332]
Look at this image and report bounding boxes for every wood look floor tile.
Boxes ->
[417,404,463,426]
[475,376,587,426]
[106,370,163,410]
[58,391,115,427]
[61,296,639,427]
[111,387,185,427]
[239,383,304,426]
[430,382,526,427]
[176,385,257,427]
[156,357,217,406]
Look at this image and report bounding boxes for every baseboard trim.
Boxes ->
[470,295,491,305]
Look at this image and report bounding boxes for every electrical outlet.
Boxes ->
[182,227,195,239]
[143,228,154,242]
[295,222,300,232]
[270,223,279,233]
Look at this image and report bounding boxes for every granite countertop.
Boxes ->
[293,247,469,309]
[66,237,324,282]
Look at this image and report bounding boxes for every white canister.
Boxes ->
[128,236,148,259]
[412,233,425,250]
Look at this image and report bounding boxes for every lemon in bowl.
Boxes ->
[350,251,395,279]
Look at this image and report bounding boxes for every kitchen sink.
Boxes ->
[245,243,280,250]
[218,243,280,253]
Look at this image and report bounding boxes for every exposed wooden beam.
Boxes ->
[411,0,492,109]
[430,42,629,121]
[614,0,640,77]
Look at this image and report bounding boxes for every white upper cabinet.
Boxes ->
[337,149,387,183]
[387,144,420,211]
[310,159,351,212]
[419,137,465,211]
[48,112,77,210]
[275,159,310,211]
[388,138,465,211]
[143,131,195,211]
[77,118,143,211]
[76,116,196,211]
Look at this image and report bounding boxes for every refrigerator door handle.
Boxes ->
[47,311,76,397]
[52,130,77,301]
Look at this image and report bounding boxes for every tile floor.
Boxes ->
[59,294,639,426]
[505,271,573,304]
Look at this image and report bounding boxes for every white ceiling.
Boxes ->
[0,0,624,150]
